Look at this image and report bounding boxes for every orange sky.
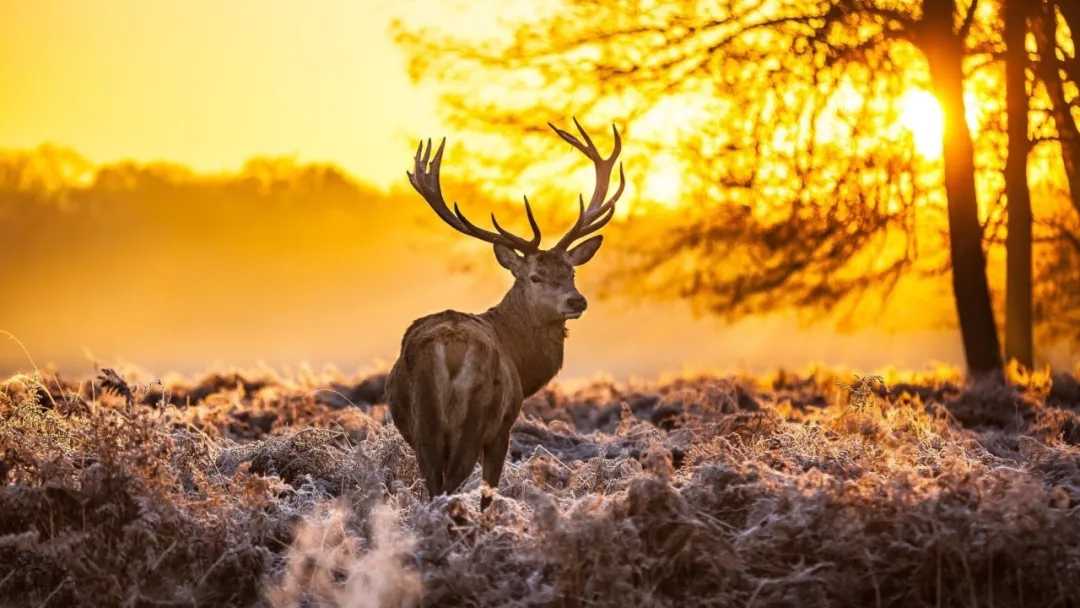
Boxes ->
[2,1,1075,378]
[0,0,953,194]
[0,1,457,188]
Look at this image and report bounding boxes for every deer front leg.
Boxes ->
[480,431,511,511]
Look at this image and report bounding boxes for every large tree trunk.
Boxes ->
[1004,0,1034,368]
[1035,1,1080,216]
[919,0,1003,375]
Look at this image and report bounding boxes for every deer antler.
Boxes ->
[407,138,541,253]
[549,118,625,251]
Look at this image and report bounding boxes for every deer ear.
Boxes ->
[566,235,603,266]
[493,243,526,275]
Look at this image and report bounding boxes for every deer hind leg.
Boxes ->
[439,347,493,495]
[442,438,482,496]
[480,432,511,511]
[416,436,445,497]
[411,346,452,498]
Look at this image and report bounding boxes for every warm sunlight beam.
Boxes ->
[898,89,944,159]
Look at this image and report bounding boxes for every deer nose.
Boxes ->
[567,295,588,312]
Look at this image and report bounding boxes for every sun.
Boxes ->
[898,89,944,159]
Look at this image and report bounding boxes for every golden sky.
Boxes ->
[0,0,954,192]
[0,0,458,188]
[4,1,1075,378]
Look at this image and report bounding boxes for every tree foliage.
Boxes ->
[398,0,1080,361]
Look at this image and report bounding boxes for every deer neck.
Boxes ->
[483,284,567,397]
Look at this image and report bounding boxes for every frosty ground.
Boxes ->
[1,365,1079,607]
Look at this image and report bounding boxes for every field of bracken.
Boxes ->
[2,364,1079,607]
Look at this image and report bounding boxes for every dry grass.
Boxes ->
[1,365,1079,607]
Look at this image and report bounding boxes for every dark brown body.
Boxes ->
[386,285,567,497]
[391,119,623,502]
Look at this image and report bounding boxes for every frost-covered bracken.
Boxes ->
[1,365,1078,607]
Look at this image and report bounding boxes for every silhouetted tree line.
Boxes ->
[398,0,1080,376]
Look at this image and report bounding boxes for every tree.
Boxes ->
[1003,0,1034,367]
[1035,0,1080,216]
[915,0,1002,374]
[1029,0,1080,349]
[398,0,1016,375]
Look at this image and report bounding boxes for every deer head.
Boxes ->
[407,119,625,323]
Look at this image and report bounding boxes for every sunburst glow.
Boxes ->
[898,89,944,159]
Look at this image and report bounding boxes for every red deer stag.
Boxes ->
[387,119,625,509]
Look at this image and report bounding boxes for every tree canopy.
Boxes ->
[397,0,1080,366]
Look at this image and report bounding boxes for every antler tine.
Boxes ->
[407,138,458,228]
[575,162,624,233]
[551,122,625,251]
[572,117,597,156]
[491,196,541,249]
[548,121,592,157]
[608,124,622,164]
[407,137,542,253]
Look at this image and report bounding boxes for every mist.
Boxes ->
[1,146,1038,380]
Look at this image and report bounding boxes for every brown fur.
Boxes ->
[391,120,622,504]
[386,254,581,500]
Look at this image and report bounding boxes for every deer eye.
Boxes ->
[530,275,543,284]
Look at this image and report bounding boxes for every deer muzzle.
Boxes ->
[563,294,588,318]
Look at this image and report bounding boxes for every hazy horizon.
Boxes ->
[2,1,1076,380]
[6,145,1070,382]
